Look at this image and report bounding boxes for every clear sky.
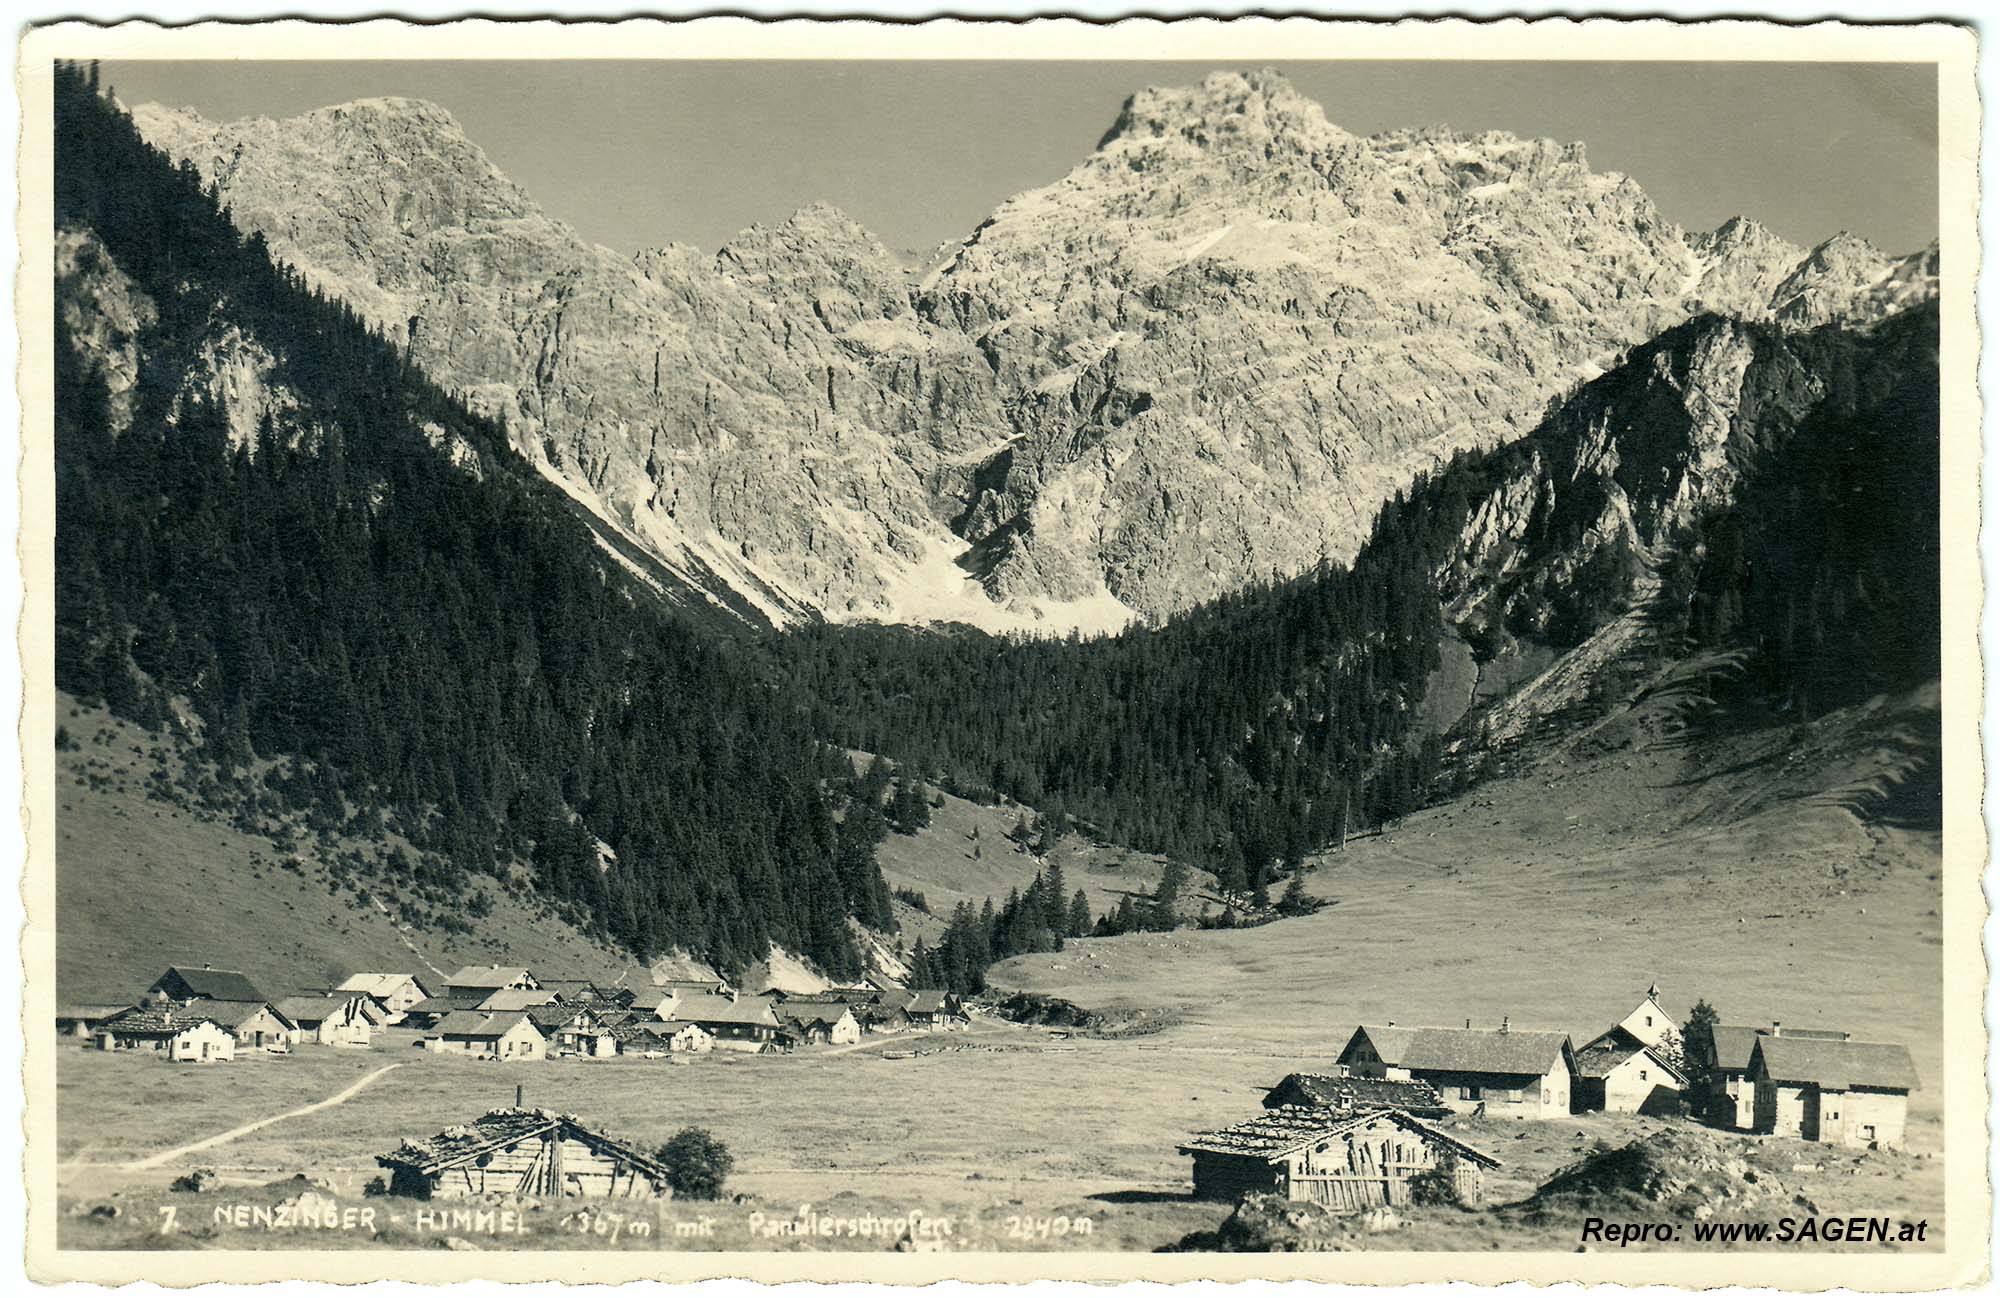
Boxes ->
[99,60,1939,258]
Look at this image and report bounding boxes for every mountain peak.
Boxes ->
[715,201,897,276]
[314,95,461,125]
[1095,67,1346,154]
[1801,229,1885,264]
[1702,215,1782,248]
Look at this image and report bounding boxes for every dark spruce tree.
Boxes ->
[51,61,896,980]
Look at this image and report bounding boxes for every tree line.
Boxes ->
[54,58,1940,983]
[53,61,894,979]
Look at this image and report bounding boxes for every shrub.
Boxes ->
[657,1127,734,1201]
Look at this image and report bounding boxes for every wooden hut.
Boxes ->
[1178,1106,1499,1210]
[1748,1034,1918,1149]
[377,1108,673,1200]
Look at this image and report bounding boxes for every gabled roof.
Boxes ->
[478,989,559,1011]
[774,1003,856,1027]
[1344,1025,1572,1077]
[152,966,263,1002]
[1705,1024,1851,1074]
[527,1004,601,1031]
[378,1108,672,1181]
[1751,1036,1919,1092]
[656,979,729,996]
[1262,1073,1450,1117]
[98,1003,228,1035]
[186,998,294,1031]
[433,1010,542,1040]
[908,991,960,1015]
[445,965,534,990]
[1706,1025,1765,1073]
[677,994,779,1027]
[1573,1027,1688,1084]
[1179,1105,1501,1168]
[337,973,430,998]
[407,994,486,1014]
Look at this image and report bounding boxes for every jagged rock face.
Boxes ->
[129,72,1932,630]
[1439,300,1940,640]
[55,228,155,437]
[1686,217,1807,318]
[57,225,303,450]
[132,98,1010,628]
[1772,233,1940,327]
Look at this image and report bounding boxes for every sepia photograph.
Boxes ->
[16,14,1985,1287]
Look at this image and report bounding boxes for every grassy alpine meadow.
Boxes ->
[54,1020,1944,1253]
[54,691,1945,1254]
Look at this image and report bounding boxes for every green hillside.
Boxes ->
[55,695,631,1003]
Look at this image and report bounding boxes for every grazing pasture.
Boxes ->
[53,691,1946,1253]
[54,1019,1943,1253]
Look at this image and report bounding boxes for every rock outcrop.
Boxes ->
[58,225,305,451]
[128,71,1935,630]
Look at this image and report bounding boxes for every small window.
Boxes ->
[1640,1069,1648,1081]
[1465,1086,1483,1101]
[1645,1015,1653,1027]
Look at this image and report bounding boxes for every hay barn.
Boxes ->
[1749,1034,1919,1150]
[1179,1106,1499,1210]
[377,1108,673,1199]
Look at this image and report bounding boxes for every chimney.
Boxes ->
[515,1083,523,1109]
[1386,1019,1396,1028]
[1772,1020,1782,1037]
[1499,1016,1511,1035]
[1465,1018,1472,1030]
[202,962,212,971]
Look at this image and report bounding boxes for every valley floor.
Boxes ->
[50,689,1947,1255]
[52,1021,1943,1254]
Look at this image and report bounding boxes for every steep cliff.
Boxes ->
[1423,294,1939,750]
[130,70,1932,629]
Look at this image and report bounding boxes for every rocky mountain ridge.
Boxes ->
[1429,297,1939,750]
[130,70,1936,631]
